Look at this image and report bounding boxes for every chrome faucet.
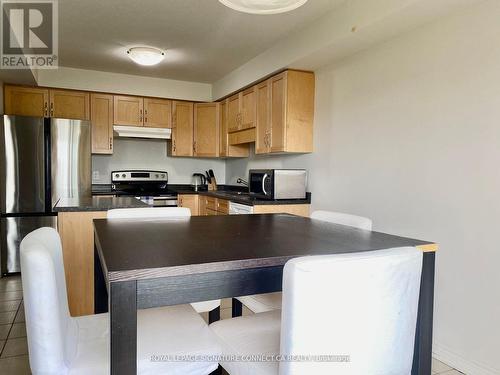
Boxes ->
[236,177,248,186]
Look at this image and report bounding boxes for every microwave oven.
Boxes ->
[248,169,307,200]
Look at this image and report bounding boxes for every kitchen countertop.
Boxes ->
[91,184,311,206]
[54,196,148,212]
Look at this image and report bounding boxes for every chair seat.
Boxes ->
[210,310,281,375]
[236,292,282,313]
[191,299,221,313]
[70,304,220,375]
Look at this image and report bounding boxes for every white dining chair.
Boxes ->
[20,227,221,375]
[233,210,373,317]
[107,207,222,321]
[310,210,373,230]
[212,247,423,375]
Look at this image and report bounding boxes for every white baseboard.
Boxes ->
[433,342,500,375]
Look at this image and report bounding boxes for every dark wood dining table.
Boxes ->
[93,213,437,375]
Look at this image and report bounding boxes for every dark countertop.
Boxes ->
[54,196,148,212]
[91,184,311,206]
[94,213,436,282]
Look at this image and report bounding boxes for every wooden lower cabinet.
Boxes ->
[253,204,310,217]
[57,211,107,317]
[178,194,199,216]
[199,195,229,215]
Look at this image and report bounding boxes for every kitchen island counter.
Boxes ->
[54,196,148,212]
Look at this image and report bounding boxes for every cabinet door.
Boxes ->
[194,103,219,157]
[256,80,271,154]
[178,194,199,216]
[113,95,143,126]
[4,85,49,117]
[91,93,113,154]
[144,98,171,128]
[171,101,194,157]
[219,100,228,156]
[227,93,241,133]
[220,100,250,158]
[50,89,90,120]
[240,86,256,130]
[270,72,287,152]
[199,195,208,216]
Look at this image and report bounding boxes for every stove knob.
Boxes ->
[122,174,126,178]
[115,173,119,178]
[161,174,165,178]
[155,174,159,178]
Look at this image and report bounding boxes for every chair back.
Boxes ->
[279,247,423,375]
[107,207,191,219]
[20,227,78,374]
[311,210,372,230]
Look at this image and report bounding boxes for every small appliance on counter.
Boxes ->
[249,169,307,200]
[191,173,207,192]
[111,170,178,207]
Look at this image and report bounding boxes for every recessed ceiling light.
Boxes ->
[127,47,165,66]
[219,0,308,14]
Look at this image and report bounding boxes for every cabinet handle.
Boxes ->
[139,109,143,122]
[44,102,48,117]
[172,140,176,152]
[144,109,147,123]
[50,102,54,117]
[109,137,113,149]
[193,141,196,153]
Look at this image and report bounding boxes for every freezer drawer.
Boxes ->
[1,215,57,274]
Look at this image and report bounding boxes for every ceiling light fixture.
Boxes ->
[219,0,308,14]
[127,47,165,66]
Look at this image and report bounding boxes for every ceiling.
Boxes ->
[58,0,345,83]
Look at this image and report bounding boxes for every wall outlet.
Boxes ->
[92,171,100,181]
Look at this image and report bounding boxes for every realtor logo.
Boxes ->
[1,0,58,68]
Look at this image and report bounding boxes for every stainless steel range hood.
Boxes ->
[113,126,171,139]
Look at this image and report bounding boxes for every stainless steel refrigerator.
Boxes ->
[1,115,91,274]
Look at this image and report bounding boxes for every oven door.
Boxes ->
[136,196,178,207]
[249,170,273,200]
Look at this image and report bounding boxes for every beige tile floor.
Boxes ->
[0,275,464,375]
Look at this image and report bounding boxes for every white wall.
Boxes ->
[36,67,212,102]
[92,137,225,184]
[212,0,476,99]
[226,1,500,373]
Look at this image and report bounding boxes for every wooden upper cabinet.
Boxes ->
[91,93,113,154]
[227,93,240,133]
[240,86,256,130]
[144,98,171,128]
[270,73,287,152]
[220,99,250,158]
[4,85,49,117]
[113,95,143,127]
[219,100,228,156]
[256,70,314,154]
[49,89,90,120]
[194,102,219,157]
[256,80,271,154]
[171,101,194,157]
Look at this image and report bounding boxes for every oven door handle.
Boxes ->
[262,173,268,196]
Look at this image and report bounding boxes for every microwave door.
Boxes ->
[250,172,271,199]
